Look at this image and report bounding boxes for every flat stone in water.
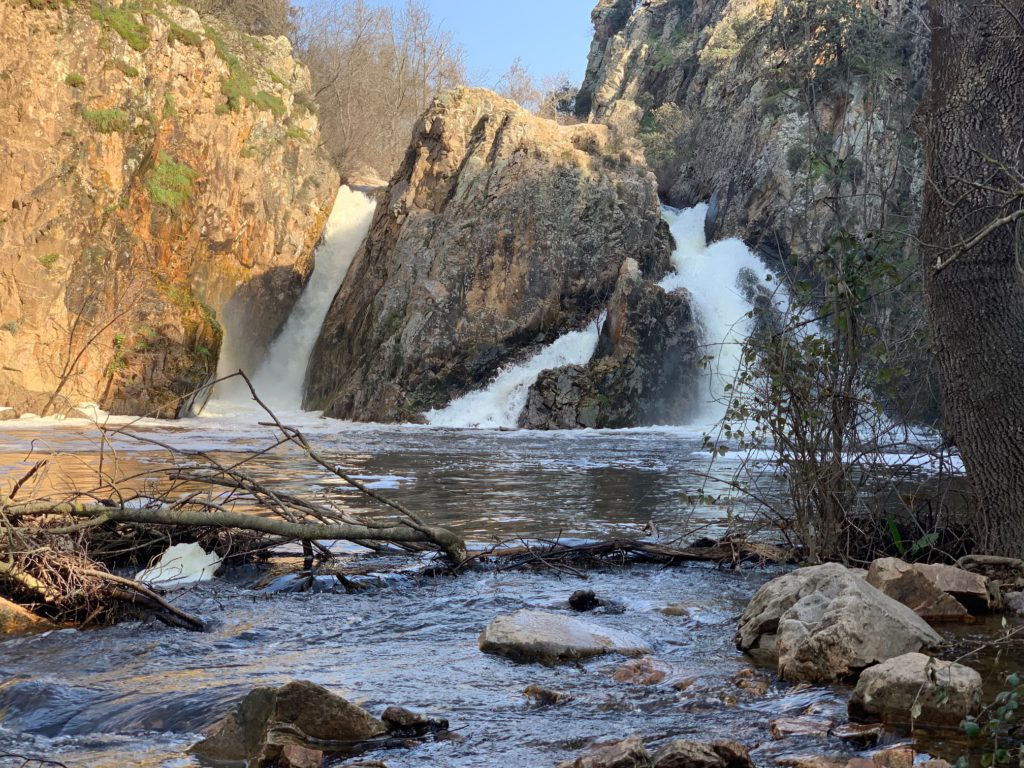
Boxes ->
[479,609,651,664]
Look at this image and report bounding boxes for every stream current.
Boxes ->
[0,190,1004,766]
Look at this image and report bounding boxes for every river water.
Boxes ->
[0,191,1000,766]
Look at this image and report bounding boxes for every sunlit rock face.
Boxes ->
[577,0,929,257]
[0,1,336,416]
[305,87,672,423]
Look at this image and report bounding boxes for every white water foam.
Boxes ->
[659,204,783,424]
[209,186,376,414]
[426,316,606,429]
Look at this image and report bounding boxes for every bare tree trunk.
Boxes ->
[917,0,1024,554]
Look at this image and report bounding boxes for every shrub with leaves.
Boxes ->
[959,672,1023,768]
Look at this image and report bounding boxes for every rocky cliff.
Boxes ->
[577,0,937,422]
[305,87,686,423]
[0,0,337,416]
[578,0,928,257]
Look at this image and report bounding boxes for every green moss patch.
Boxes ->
[113,59,139,77]
[147,152,197,210]
[83,107,128,133]
[90,2,150,52]
[65,72,86,88]
[37,253,60,269]
[167,22,202,47]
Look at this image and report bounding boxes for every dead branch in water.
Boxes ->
[0,371,467,630]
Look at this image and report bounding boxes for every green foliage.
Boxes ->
[252,90,285,117]
[147,152,197,210]
[112,59,139,77]
[162,92,177,118]
[959,673,1023,768]
[82,107,128,133]
[90,2,150,52]
[769,0,899,92]
[37,253,60,269]
[639,103,686,173]
[701,7,763,67]
[284,126,308,141]
[64,72,86,88]
[167,22,202,46]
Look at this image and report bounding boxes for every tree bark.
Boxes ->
[917,0,1024,554]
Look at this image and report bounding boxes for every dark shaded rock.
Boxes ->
[523,683,574,706]
[570,589,601,611]
[557,735,650,768]
[830,723,885,747]
[652,739,754,768]
[306,88,670,421]
[190,680,386,765]
[380,706,448,736]
[520,258,701,429]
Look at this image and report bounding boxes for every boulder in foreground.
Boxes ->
[479,609,650,663]
[849,652,982,726]
[736,563,943,682]
[190,680,386,765]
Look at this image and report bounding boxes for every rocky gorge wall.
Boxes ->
[0,0,336,417]
[305,88,700,424]
[576,0,937,422]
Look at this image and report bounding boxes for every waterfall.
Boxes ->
[425,204,781,430]
[425,317,605,429]
[209,186,375,413]
[659,203,783,424]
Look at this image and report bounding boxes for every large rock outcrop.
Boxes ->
[0,0,336,416]
[304,87,674,422]
[519,257,702,428]
[736,564,944,682]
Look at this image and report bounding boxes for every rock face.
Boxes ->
[519,258,702,428]
[652,740,754,768]
[304,87,675,422]
[736,564,943,682]
[577,0,927,254]
[479,609,651,663]
[849,652,982,726]
[190,680,386,765]
[0,0,336,416]
[866,558,1001,619]
[576,0,937,421]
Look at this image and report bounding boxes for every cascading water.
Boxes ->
[425,316,606,429]
[208,186,375,413]
[659,203,784,424]
[426,204,782,430]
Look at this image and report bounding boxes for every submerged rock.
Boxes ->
[305,87,670,422]
[523,683,574,706]
[651,739,754,768]
[849,652,982,726]
[612,657,671,686]
[867,558,1001,615]
[380,706,448,737]
[557,735,650,768]
[190,680,386,765]
[570,589,601,611]
[736,564,943,682]
[479,609,650,663]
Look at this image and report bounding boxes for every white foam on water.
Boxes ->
[426,316,606,429]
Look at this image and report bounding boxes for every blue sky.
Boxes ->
[393,1,598,86]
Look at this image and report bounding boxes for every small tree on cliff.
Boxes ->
[916,0,1024,554]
